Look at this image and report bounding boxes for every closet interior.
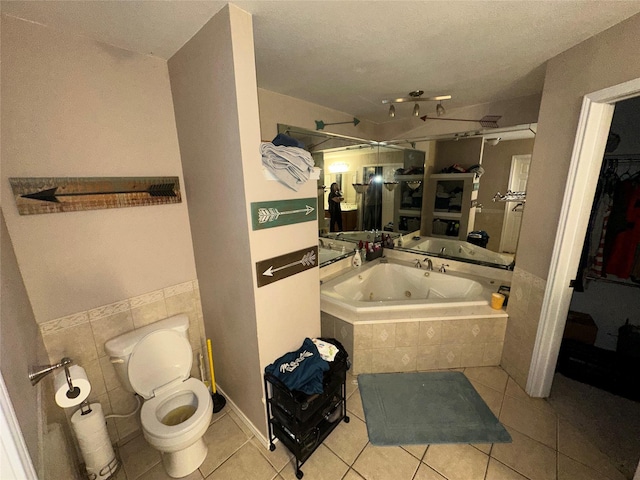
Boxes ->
[557,97,640,403]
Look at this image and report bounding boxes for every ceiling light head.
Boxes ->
[389,104,395,118]
[412,103,420,117]
[485,137,501,146]
[436,102,446,117]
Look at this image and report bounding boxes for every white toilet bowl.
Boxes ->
[105,317,214,479]
[141,378,212,477]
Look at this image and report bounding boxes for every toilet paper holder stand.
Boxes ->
[29,357,75,389]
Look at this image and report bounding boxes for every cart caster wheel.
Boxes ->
[269,444,276,451]
[296,470,304,479]
[344,416,350,423]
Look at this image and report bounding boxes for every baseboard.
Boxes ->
[215,385,269,448]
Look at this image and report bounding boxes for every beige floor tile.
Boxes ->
[137,461,204,480]
[472,443,492,455]
[352,444,419,480]
[485,458,529,480]
[347,388,366,422]
[499,395,557,449]
[558,453,620,480]
[204,442,278,480]
[346,373,359,398]
[199,413,252,477]
[505,378,556,416]
[467,379,504,418]
[343,469,366,480]
[402,443,427,461]
[557,418,627,480]
[279,444,349,480]
[251,437,293,472]
[413,463,447,480]
[118,434,160,480]
[464,366,509,393]
[322,414,369,465]
[424,444,489,480]
[491,427,556,480]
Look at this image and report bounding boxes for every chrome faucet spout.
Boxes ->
[413,259,422,269]
[439,264,449,273]
[423,257,434,271]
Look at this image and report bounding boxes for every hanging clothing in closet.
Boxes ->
[577,157,640,287]
[604,176,640,279]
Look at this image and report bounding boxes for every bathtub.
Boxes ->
[320,258,509,374]
[322,261,490,313]
[401,236,514,269]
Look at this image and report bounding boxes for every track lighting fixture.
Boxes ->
[382,91,451,119]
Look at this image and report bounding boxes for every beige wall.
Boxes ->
[1,15,197,323]
[0,210,52,478]
[502,13,640,388]
[0,13,209,464]
[170,5,322,438]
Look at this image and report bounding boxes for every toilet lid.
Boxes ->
[128,330,192,399]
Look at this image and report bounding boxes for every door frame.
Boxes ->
[526,77,640,397]
[499,154,531,253]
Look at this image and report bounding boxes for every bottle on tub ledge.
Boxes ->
[352,248,362,267]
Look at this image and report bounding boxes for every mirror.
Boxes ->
[277,123,536,270]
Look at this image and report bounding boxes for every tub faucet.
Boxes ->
[423,257,434,271]
[439,264,449,273]
[440,247,446,254]
[319,239,326,248]
[413,259,423,269]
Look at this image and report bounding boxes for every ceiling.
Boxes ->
[3,1,640,124]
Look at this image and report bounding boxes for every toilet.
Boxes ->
[104,314,212,478]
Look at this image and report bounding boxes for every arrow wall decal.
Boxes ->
[315,118,360,130]
[10,176,182,215]
[256,246,318,287]
[263,251,316,277]
[251,198,317,230]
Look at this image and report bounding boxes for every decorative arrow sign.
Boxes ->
[10,176,181,215]
[256,246,318,287]
[251,198,317,230]
[315,118,360,130]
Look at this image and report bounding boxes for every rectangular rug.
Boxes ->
[358,371,511,446]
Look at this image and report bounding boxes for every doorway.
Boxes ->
[527,77,640,398]
[499,154,531,254]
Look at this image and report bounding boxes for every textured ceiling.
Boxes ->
[3,1,640,123]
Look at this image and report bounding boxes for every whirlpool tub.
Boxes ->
[320,258,510,374]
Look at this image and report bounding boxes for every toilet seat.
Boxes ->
[128,330,192,400]
[140,377,212,441]
[129,329,212,447]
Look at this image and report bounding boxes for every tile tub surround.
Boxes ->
[320,251,510,375]
[39,280,207,445]
[322,313,507,374]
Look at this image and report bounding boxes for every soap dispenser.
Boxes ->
[352,248,362,267]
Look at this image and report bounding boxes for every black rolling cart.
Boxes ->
[264,338,350,479]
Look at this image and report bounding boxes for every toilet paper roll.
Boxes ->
[71,403,116,480]
[54,365,91,408]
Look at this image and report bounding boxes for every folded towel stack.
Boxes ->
[261,142,315,191]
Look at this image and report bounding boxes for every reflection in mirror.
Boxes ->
[278,123,535,270]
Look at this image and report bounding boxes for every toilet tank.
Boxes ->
[104,314,190,393]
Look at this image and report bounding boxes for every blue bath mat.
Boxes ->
[358,371,511,446]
